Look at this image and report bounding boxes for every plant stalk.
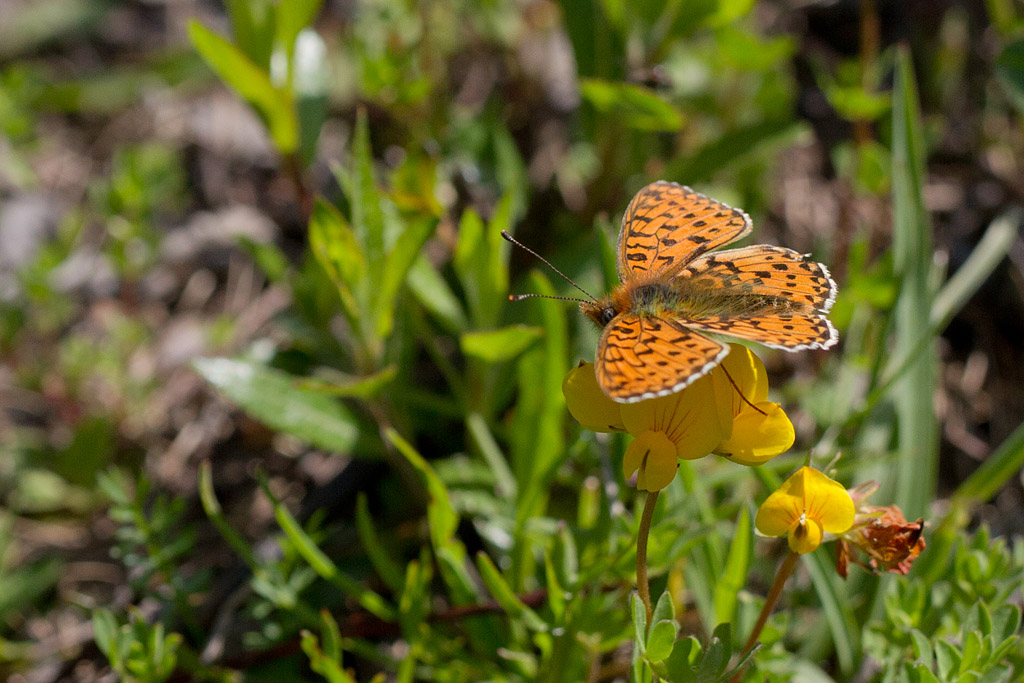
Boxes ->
[636,490,660,627]
[728,550,800,682]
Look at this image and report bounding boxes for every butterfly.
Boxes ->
[575,181,838,403]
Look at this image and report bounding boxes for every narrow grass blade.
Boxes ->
[713,504,752,626]
[355,493,404,593]
[385,428,461,557]
[257,473,395,621]
[802,550,858,676]
[476,552,548,632]
[198,461,257,569]
[890,47,937,519]
[466,412,517,498]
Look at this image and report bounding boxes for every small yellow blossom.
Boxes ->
[562,345,795,491]
[619,372,729,490]
[562,361,626,432]
[711,346,795,466]
[755,467,856,554]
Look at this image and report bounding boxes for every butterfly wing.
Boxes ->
[682,313,837,350]
[679,244,838,350]
[617,181,752,280]
[596,314,728,403]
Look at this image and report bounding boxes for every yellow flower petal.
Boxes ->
[562,361,625,432]
[620,374,725,462]
[789,515,824,554]
[623,430,678,491]
[716,402,794,466]
[712,345,769,417]
[806,475,856,534]
[755,467,856,554]
[755,487,800,537]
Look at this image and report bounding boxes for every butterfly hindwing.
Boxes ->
[680,244,837,315]
[617,181,752,280]
[595,313,728,403]
[681,313,838,351]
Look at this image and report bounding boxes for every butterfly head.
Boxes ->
[581,299,620,327]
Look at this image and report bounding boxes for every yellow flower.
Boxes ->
[755,467,856,554]
[562,345,795,491]
[620,372,729,490]
[711,346,795,466]
[562,361,625,432]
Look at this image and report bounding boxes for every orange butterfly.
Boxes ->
[575,181,837,402]
[503,181,838,403]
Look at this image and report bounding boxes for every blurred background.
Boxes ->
[2,0,1024,680]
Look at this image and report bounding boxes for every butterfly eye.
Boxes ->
[600,307,617,325]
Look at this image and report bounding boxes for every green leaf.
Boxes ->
[301,625,354,683]
[825,83,891,122]
[663,636,699,682]
[274,0,323,57]
[631,592,648,653]
[407,256,470,332]
[910,629,933,664]
[695,623,730,682]
[709,0,756,25]
[466,412,516,498]
[239,236,290,283]
[397,556,431,637]
[342,110,386,283]
[959,629,983,673]
[652,590,675,625]
[580,79,685,131]
[995,38,1024,114]
[319,610,343,665]
[510,271,568,576]
[297,366,398,399]
[544,550,567,623]
[376,217,436,338]
[891,46,937,520]
[460,325,543,363]
[436,545,479,604]
[308,198,366,324]
[803,549,858,675]
[385,429,459,554]
[355,493,405,593]
[224,0,274,69]
[194,357,361,454]
[258,474,394,621]
[913,664,941,683]
[187,20,298,153]
[935,640,961,680]
[646,620,678,663]
[199,461,257,569]
[476,552,548,632]
[713,505,751,626]
[452,199,513,329]
[92,609,119,662]
[991,605,1021,643]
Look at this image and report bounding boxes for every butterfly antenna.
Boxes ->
[507,293,590,303]
[501,230,598,302]
[720,366,767,416]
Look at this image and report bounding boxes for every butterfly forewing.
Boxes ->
[617,181,752,280]
[681,245,837,315]
[596,314,728,403]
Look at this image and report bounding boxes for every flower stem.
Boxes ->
[729,550,800,682]
[636,490,660,627]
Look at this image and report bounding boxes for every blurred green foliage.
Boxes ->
[2,0,1024,681]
